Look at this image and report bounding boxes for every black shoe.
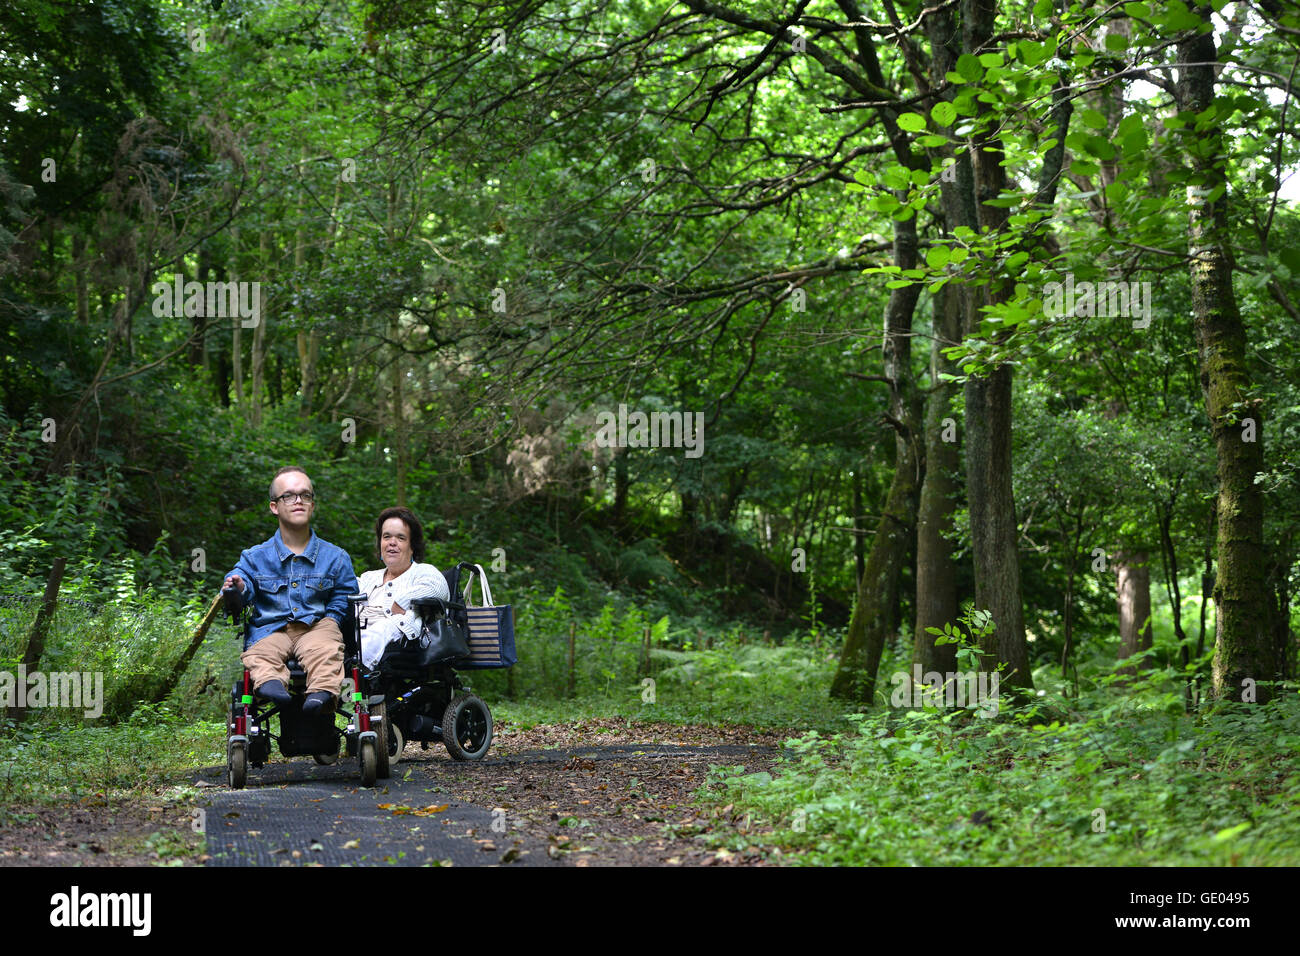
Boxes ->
[256,680,292,704]
[302,691,333,715]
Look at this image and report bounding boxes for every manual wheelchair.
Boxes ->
[224,562,504,789]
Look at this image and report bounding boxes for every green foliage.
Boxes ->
[700,673,1300,865]
[928,604,996,673]
[0,713,223,803]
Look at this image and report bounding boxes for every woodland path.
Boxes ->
[198,720,788,867]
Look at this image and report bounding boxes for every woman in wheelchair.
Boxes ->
[356,507,450,669]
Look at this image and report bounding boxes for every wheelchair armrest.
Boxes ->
[341,594,367,654]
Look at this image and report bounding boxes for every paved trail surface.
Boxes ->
[197,721,787,867]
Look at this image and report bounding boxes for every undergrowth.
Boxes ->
[698,676,1300,866]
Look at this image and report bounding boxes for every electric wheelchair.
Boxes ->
[224,562,507,789]
[363,562,503,771]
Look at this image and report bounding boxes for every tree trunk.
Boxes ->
[964,364,1031,687]
[390,316,408,507]
[8,557,66,724]
[1267,549,1294,680]
[852,472,866,586]
[1198,499,1215,660]
[295,312,319,417]
[73,233,90,326]
[959,0,1032,691]
[1116,550,1154,676]
[194,244,212,372]
[1061,509,1085,678]
[1156,505,1195,708]
[613,445,628,527]
[152,592,224,706]
[231,245,245,407]
[912,284,961,676]
[830,212,922,702]
[295,158,323,418]
[1175,19,1275,702]
[249,232,268,427]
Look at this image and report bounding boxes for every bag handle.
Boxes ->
[459,562,495,607]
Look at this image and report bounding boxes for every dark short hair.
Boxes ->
[374,507,426,563]
[269,466,313,501]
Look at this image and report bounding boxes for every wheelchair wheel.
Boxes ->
[443,694,492,761]
[228,744,247,790]
[372,701,391,779]
[313,751,339,766]
[359,739,378,788]
[390,722,405,766]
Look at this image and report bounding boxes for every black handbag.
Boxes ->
[405,597,470,666]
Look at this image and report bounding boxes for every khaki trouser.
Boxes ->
[242,617,344,696]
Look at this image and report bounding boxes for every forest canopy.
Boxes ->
[1,0,1297,711]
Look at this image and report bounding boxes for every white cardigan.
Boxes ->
[357,562,451,639]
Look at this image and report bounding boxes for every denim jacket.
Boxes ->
[226,530,359,647]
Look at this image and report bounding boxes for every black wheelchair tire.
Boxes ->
[390,722,405,765]
[228,744,247,790]
[442,694,492,761]
[373,701,391,779]
[359,739,378,787]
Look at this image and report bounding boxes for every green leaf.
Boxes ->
[926,245,951,268]
[1080,108,1107,130]
[883,166,912,189]
[1104,33,1129,52]
[956,53,983,83]
[1017,40,1046,67]
[931,101,958,127]
[1212,822,1251,842]
[1083,135,1116,160]
[897,112,927,132]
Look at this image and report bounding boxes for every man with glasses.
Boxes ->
[222,466,359,715]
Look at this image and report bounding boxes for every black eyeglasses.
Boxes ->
[272,492,316,505]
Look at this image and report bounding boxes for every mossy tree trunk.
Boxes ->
[830,212,922,702]
[913,285,961,676]
[1175,17,1275,702]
